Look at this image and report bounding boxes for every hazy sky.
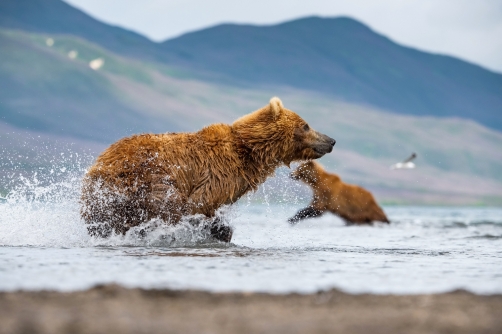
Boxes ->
[64,0,502,73]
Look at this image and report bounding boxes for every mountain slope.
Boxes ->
[161,17,502,130]
[1,0,501,130]
[0,29,269,142]
[0,29,179,143]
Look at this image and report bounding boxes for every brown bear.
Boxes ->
[288,161,389,225]
[81,98,335,242]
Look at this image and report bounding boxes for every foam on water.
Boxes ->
[0,176,238,248]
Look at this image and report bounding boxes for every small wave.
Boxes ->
[123,247,253,258]
[390,219,502,229]
[467,234,502,240]
[267,246,450,257]
[469,220,502,227]
[446,221,469,228]
[441,220,502,230]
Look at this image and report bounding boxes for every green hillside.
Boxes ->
[0,29,185,143]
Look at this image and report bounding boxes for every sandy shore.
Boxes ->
[1,285,501,334]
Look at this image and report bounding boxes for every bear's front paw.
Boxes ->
[210,224,233,243]
[288,217,299,225]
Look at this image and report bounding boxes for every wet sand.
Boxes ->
[1,285,501,334]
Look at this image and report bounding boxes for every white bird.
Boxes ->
[89,58,104,70]
[68,50,78,59]
[390,153,416,169]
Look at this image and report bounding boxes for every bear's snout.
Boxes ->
[312,132,336,155]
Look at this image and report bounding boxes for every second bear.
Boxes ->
[289,161,389,224]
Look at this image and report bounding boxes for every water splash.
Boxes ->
[0,148,237,248]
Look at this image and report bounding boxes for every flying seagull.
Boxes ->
[390,153,416,169]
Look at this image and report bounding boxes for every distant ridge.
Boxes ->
[161,16,502,130]
[1,0,501,130]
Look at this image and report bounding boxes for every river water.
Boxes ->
[1,177,501,294]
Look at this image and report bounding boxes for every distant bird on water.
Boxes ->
[390,153,416,169]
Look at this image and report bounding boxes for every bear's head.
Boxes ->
[290,160,321,185]
[290,161,341,185]
[232,97,335,166]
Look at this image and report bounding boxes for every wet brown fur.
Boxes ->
[81,98,334,235]
[291,161,389,224]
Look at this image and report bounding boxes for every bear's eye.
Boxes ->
[303,124,310,131]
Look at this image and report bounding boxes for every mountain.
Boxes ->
[161,17,502,130]
[1,0,501,130]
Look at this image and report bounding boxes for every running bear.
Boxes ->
[288,161,389,224]
[81,98,336,242]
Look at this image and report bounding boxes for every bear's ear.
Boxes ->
[269,97,283,120]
